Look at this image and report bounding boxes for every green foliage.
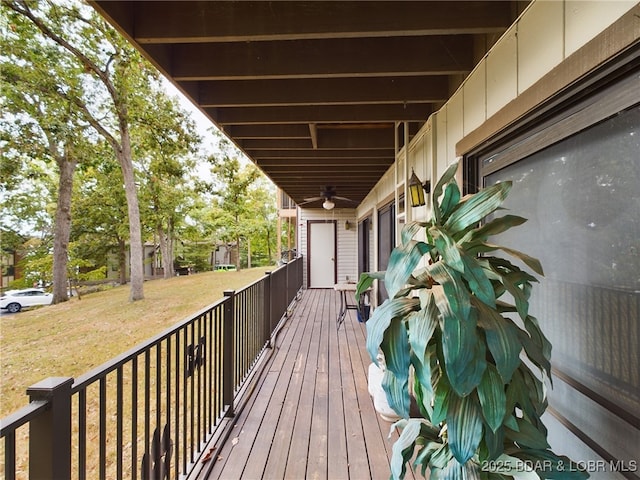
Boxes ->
[356,161,588,480]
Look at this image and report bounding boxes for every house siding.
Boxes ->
[353,1,639,474]
[298,208,358,288]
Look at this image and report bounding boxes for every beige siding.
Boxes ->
[486,26,518,117]
[564,0,636,55]
[518,0,565,92]
[354,0,638,279]
[441,0,637,165]
[463,61,487,135]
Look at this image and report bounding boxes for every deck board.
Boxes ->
[200,288,403,480]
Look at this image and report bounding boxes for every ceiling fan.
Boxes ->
[299,187,355,210]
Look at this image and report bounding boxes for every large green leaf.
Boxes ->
[519,364,548,418]
[504,370,539,430]
[485,244,544,277]
[381,318,411,418]
[408,294,438,359]
[483,425,505,461]
[390,419,422,480]
[461,251,496,309]
[413,441,446,478]
[365,297,420,363]
[446,393,484,464]
[429,263,471,321]
[459,214,527,246]
[431,457,483,480]
[382,369,409,420]
[444,181,512,234]
[401,220,430,245]
[432,161,461,224]
[431,376,451,425]
[407,294,438,391]
[513,450,589,479]
[440,182,461,221]
[356,270,385,302]
[474,298,522,383]
[434,285,484,396]
[501,271,534,321]
[477,365,507,432]
[385,240,432,298]
[524,316,552,374]
[431,225,464,273]
[518,328,551,380]
[505,417,550,450]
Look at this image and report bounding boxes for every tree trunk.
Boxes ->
[118,238,127,285]
[166,220,175,277]
[51,156,77,303]
[117,133,144,301]
[247,237,252,269]
[157,224,174,279]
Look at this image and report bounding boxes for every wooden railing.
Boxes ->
[0,257,304,480]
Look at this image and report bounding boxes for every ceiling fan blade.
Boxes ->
[332,196,356,203]
[301,196,323,203]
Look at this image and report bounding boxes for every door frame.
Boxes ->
[306,220,337,288]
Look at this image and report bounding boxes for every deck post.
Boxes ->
[223,290,235,417]
[27,377,74,479]
[264,271,272,348]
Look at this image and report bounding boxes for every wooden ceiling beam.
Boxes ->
[190,76,450,107]
[127,1,514,43]
[212,104,433,124]
[167,36,473,81]
[238,127,394,150]
[223,124,311,139]
[249,149,394,160]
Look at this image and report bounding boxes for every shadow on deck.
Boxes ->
[192,288,411,480]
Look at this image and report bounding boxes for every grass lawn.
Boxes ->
[0,267,271,418]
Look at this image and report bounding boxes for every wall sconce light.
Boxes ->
[409,169,431,207]
[345,220,352,230]
[322,199,335,210]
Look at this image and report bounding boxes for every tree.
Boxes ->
[207,136,261,270]
[71,146,130,284]
[244,177,277,267]
[5,0,161,301]
[1,10,96,302]
[134,90,201,278]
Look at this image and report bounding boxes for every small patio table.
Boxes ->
[334,282,370,330]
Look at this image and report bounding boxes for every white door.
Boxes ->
[308,221,336,288]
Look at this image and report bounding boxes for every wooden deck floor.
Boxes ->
[197,288,412,480]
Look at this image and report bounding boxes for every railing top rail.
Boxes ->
[72,294,228,391]
[0,400,48,435]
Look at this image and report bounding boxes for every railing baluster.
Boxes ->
[196,316,202,450]
[223,290,235,417]
[181,326,187,474]
[166,336,172,480]
[174,329,181,480]
[99,376,107,480]
[79,388,87,480]
[155,343,162,480]
[117,366,124,480]
[5,431,15,480]
[132,357,138,480]
[144,349,151,479]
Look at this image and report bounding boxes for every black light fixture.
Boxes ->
[409,169,431,207]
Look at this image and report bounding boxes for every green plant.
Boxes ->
[356,162,588,480]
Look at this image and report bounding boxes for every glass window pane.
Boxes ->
[485,105,640,416]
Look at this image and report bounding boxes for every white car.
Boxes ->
[0,288,53,313]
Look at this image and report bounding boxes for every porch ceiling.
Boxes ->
[91,1,525,208]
